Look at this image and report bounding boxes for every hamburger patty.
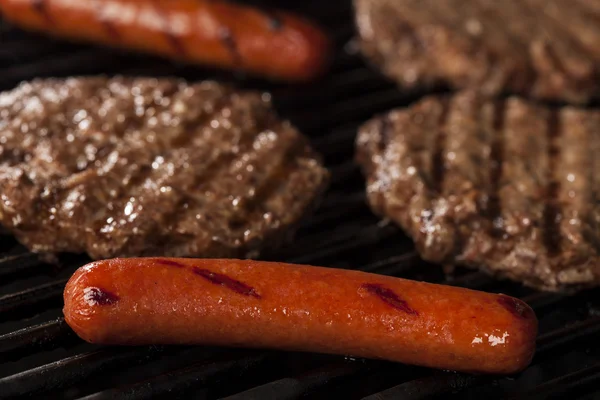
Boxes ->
[356,91,600,292]
[355,0,600,103]
[0,76,329,260]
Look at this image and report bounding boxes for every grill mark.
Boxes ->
[517,6,570,79]
[151,1,187,57]
[486,0,590,85]
[556,0,600,40]
[193,268,261,298]
[92,122,199,251]
[94,0,120,41]
[233,133,305,228]
[574,0,600,16]
[497,295,533,319]
[488,100,506,237]
[164,98,263,251]
[378,115,393,152]
[93,161,157,246]
[31,0,53,24]
[543,109,562,257]
[151,151,239,253]
[472,0,535,93]
[153,259,261,298]
[164,32,187,58]
[101,19,121,41]
[424,0,504,88]
[533,0,600,63]
[218,27,243,67]
[360,283,418,315]
[155,259,186,268]
[59,145,123,235]
[184,99,258,193]
[263,10,283,31]
[522,0,597,71]
[432,99,450,194]
[83,287,119,306]
[543,43,570,79]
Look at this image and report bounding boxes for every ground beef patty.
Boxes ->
[0,76,329,260]
[355,0,600,104]
[356,91,600,292]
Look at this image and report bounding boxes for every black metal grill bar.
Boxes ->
[299,200,367,231]
[288,223,399,265]
[0,40,71,65]
[0,49,132,89]
[359,251,421,275]
[311,192,366,212]
[360,314,600,400]
[512,362,600,400]
[0,318,75,361]
[0,278,68,316]
[280,220,384,258]
[220,361,366,400]
[312,125,360,157]
[519,291,567,310]
[294,88,420,133]
[328,161,361,186]
[446,271,496,290]
[361,372,480,400]
[78,351,271,400]
[535,316,600,355]
[0,252,43,278]
[0,346,173,398]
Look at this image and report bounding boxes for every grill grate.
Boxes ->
[1,1,600,399]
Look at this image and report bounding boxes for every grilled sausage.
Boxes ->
[0,0,331,81]
[63,258,538,374]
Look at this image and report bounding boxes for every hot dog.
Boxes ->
[0,0,331,81]
[63,258,538,374]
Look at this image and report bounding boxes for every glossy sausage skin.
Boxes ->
[63,258,538,374]
[0,0,330,81]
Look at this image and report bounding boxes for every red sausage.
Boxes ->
[0,0,331,81]
[63,258,538,374]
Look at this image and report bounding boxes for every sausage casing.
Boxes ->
[0,0,331,81]
[63,258,538,374]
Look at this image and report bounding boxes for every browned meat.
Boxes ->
[356,91,600,292]
[0,76,329,260]
[355,0,600,104]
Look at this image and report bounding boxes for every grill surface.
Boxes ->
[1,1,600,399]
